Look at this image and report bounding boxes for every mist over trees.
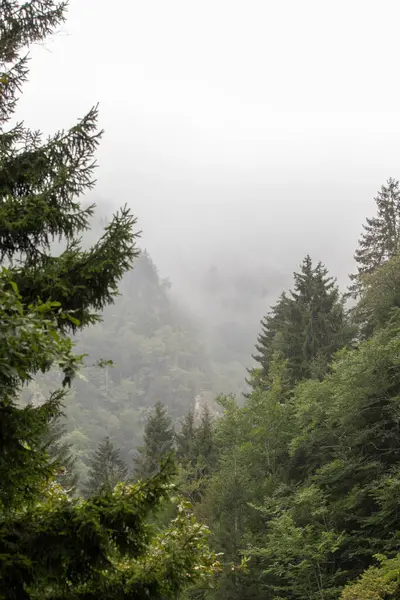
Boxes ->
[2,1,400,599]
[0,2,219,597]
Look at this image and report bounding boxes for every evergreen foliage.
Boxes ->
[176,406,218,506]
[134,402,175,480]
[340,554,400,600]
[84,437,128,497]
[0,0,139,505]
[248,255,351,389]
[176,409,197,467]
[247,291,290,391]
[353,251,400,338]
[195,406,218,479]
[349,177,400,297]
[0,2,139,331]
[41,414,78,495]
[0,273,81,511]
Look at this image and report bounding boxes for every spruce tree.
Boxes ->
[287,255,348,381]
[248,256,351,389]
[349,177,400,297]
[176,407,218,504]
[176,410,202,504]
[134,401,175,480]
[353,252,400,338]
[41,415,78,495]
[176,409,197,468]
[84,437,128,497]
[196,405,218,478]
[0,0,139,505]
[246,292,290,391]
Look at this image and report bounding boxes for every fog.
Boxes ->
[17,0,400,326]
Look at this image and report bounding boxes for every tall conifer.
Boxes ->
[349,177,400,297]
[84,437,128,497]
[249,256,350,389]
[134,401,175,480]
[0,0,140,503]
[41,415,78,495]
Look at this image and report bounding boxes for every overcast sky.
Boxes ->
[17,0,400,309]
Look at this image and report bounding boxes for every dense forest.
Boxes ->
[2,2,400,599]
[26,247,247,484]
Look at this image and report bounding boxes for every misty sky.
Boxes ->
[17,0,400,309]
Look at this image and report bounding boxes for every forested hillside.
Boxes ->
[169,177,400,600]
[4,2,400,599]
[25,248,248,484]
[28,174,400,600]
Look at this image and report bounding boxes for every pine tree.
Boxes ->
[84,437,128,497]
[134,401,175,480]
[349,177,400,297]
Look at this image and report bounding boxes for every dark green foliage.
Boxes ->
[247,292,290,391]
[0,0,139,508]
[205,299,400,599]
[0,0,67,124]
[1,5,139,334]
[0,275,81,511]
[353,251,400,338]
[287,255,349,381]
[349,177,400,297]
[248,255,351,389]
[200,404,257,599]
[196,406,218,478]
[256,311,400,598]
[0,466,219,600]
[176,406,218,506]
[5,4,400,598]
[41,414,79,495]
[84,437,128,497]
[340,554,400,599]
[176,409,197,467]
[134,402,175,480]
[199,364,293,600]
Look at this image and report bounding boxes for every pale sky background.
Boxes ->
[16,0,400,320]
